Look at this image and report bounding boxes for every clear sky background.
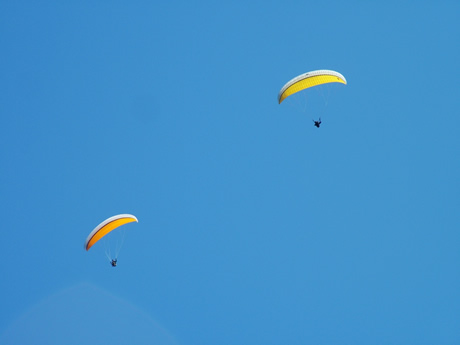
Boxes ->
[1,1,459,344]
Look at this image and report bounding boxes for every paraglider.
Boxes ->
[85,214,138,267]
[278,69,346,126]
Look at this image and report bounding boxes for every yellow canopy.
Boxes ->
[85,214,138,251]
[278,70,346,104]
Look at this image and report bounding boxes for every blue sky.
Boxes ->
[1,1,459,344]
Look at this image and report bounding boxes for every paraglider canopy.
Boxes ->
[278,69,347,104]
[84,214,138,251]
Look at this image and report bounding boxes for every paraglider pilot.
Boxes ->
[111,259,117,267]
[313,118,321,128]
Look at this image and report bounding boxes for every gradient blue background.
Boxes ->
[1,1,459,344]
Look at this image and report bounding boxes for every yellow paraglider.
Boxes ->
[85,214,138,251]
[278,69,346,104]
